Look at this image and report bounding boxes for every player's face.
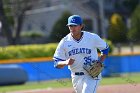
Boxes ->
[68,25,82,36]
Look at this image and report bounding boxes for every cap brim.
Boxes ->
[66,23,78,26]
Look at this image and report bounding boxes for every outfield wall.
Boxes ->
[0,55,140,83]
[102,55,140,76]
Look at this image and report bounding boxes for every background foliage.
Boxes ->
[0,43,57,59]
[49,11,72,42]
[127,5,140,42]
[108,13,127,43]
[0,39,113,60]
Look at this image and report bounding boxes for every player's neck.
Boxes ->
[71,32,83,41]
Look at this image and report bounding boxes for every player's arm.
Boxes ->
[99,52,108,63]
[99,44,109,63]
[93,34,109,62]
[56,61,66,68]
[53,38,70,68]
[54,58,74,68]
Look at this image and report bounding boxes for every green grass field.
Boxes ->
[0,74,140,92]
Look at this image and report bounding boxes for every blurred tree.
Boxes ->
[0,0,13,44]
[108,13,127,43]
[49,11,72,42]
[122,0,139,14]
[0,0,39,45]
[127,5,140,42]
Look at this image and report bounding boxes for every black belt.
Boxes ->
[75,72,84,75]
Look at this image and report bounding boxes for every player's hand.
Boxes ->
[66,58,75,65]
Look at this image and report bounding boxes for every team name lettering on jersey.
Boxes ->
[68,48,91,56]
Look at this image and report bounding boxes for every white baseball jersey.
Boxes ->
[54,31,108,73]
[53,31,108,93]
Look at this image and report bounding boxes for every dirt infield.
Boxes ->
[97,84,140,93]
[7,84,140,93]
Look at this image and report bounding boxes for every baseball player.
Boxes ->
[53,15,109,93]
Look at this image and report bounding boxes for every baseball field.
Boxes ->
[0,73,140,93]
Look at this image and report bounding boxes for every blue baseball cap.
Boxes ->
[67,15,83,26]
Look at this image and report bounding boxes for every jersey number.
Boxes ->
[84,56,92,65]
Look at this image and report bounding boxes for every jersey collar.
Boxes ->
[71,31,84,43]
